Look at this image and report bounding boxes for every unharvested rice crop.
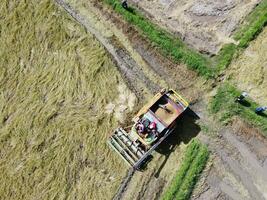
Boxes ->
[229,27,267,106]
[0,0,131,199]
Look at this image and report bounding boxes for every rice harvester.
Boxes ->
[107,89,189,169]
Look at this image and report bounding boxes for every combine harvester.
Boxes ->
[108,89,189,169]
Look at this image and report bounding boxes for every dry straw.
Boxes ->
[0,0,128,199]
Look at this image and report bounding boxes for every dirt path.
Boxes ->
[200,132,267,199]
[190,98,267,200]
[55,1,267,200]
[66,0,203,103]
[113,168,136,200]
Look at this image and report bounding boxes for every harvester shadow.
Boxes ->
[152,108,200,177]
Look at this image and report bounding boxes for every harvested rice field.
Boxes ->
[228,27,267,105]
[131,0,260,55]
[0,0,135,199]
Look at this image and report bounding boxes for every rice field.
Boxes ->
[0,0,132,199]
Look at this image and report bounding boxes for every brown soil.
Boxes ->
[196,127,267,200]
[192,108,267,200]
[131,0,260,55]
[90,0,202,101]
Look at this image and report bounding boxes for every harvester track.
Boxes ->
[113,168,136,200]
[55,0,161,101]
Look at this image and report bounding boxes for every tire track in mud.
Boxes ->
[55,0,161,101]
[198,128,267,200]
[91,0,199,98]
[113,168,135,200]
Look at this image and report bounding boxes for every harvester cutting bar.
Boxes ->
[108,126,175,169]
[114,134,140,162]
[108,128,145,167]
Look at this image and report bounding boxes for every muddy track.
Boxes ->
[197,129,267,200]
[55,0,161,101]
[191,101,267,200]
[113,168,136,200]
[90,0,201,101]
[95,2,196,78]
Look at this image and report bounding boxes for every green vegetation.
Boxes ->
[104,0,213,78]
[209,2,267,134]
[234,0,267,48]
[0,0,127,199]
[210,83,267,136]
[215,43,237,72]
[161,140,209,200]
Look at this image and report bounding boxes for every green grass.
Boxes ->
[0,0,128,199]
[234,0,267,48]
[210,83,267,136]
[215,43,237,73]
[103,0,213,78]
[215,0,267,71]
[161,140,209,200]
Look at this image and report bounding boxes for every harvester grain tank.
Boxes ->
[107,89,189,169]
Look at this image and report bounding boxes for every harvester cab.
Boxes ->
[107,89,189,169]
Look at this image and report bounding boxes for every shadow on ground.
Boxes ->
[238,100,251,107]
[145,108,201,175]
[257,112,267,118]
